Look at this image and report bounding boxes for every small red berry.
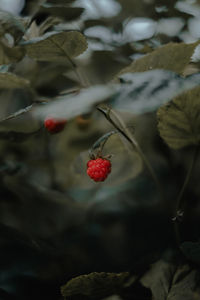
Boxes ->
[87,158,111,182]
[44,116,67,134]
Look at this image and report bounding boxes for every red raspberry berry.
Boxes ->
[87,158,111,182]
[44,117,67,134]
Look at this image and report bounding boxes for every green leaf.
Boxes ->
[0,11,25,41]
[0,72,29,89]
[61,272,129,300]
[118,42,199,77]
[0,42,25,64]
[181,242,200,264]
[23,31,88,62]
[141,260,198,300]
[157,86,200,149]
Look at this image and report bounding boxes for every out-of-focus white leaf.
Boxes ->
[157,18,184,37]
[0,0,25,15]
[84,26,122,44]
[112,70,200,114]
[73,0,121,19]
[175,1,200,17]
[34,85,117,120]
[188,17,200,39]
[123,18,157,42]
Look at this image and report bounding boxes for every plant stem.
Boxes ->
[98,106,164,201]
[50,37,89,88]
[65,53,89,88]
[173,146,199,244]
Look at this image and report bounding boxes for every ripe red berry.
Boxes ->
[87,158,111,182]
[44,117,67,134]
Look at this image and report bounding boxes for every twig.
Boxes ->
[97,105,164,201]
[0,104,34,122]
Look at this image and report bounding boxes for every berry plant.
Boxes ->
[1,1,200,300]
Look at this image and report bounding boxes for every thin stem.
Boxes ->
[49,38,89,88]
[64,52,90,88]
[98,106,164,201]
[89,130,116,158]
[66,54,85,87]
[173,146,199,244]
[110,109,163,199]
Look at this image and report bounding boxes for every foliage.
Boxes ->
[61,272,129,299]
[157,86,200,149]
[1,1,200,300]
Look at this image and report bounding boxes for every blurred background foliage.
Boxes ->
[0,0,200,299]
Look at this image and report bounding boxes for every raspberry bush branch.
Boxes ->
[97,105,164,200]
[89,130,116,159]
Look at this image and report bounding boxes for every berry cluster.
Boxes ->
[87,158,111,182]
[44,117,67,134]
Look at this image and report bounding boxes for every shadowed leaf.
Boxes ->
[0,129,40,142]
[181,242,200,264]
[23,31,88,62]
[157,86,200,149]
[141,260,198,300]
[61,272,129,300]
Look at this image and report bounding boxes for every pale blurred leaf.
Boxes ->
[34,85,116,120]
[0,0,25,16]
[112,70,200,114]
